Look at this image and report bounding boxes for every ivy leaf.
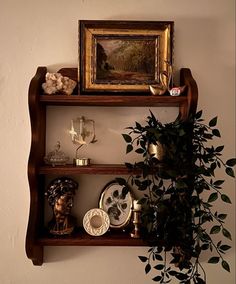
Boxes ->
[154,264,164,270]
[226,158,236,167]
[208,256,220,263]
[135,148,145,154]
[210,225,221,234]
[212,129,221,137]
[195,110,203,119]
[145,263,151,274]
[138,256,148,262]
[140,139,146,149]
[122,134,132,143]
[215,145,224,152]
[208,192,218,203]
[155,254,163,261]
[152,276,162,282]
[126,144,133,154]
[222,228,232,240]
[213,180,224,186]
[209,116,217,127]
[221,194,232,204]
[218,213,227,220]
[222,260,230,272]
[135,121,142,131]
[220,245,231,251]
[175,273,188,280]
[225,167,235,177]
[201,243,209,250]
[168,270,177,276]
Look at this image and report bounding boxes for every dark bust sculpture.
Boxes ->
[45,177,78,235]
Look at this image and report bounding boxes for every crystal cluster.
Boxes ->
[42,72,77,95]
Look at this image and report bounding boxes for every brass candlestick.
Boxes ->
[130,200,142,238]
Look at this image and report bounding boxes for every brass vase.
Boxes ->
[148,142,165,161]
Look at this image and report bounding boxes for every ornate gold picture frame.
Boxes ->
[79,20,174,93]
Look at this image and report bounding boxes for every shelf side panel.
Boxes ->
[26,67,47,265]
[179,68,198,120]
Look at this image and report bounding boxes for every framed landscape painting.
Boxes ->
[79,20,174,94]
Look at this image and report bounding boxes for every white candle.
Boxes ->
[133,200,142,211]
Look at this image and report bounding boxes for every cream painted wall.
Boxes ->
[0,0,235,283]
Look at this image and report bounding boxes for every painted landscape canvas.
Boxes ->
[95,37,157,84]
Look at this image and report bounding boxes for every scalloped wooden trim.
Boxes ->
[26,67,47,265]
[179,68,198,120]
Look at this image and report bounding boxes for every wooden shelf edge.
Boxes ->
[38,164,136,175]
[36,230,147,246]
[40,94,187,107]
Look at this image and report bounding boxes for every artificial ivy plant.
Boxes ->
[118,110,235,284]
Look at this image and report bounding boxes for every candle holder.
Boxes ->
[69,116,97,166]
[130,200,142,239]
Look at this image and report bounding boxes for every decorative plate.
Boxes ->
[99,181,133,229]
[83,208,110,236]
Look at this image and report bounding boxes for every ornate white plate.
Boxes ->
[99,181,133,228]
[83,208,110,236]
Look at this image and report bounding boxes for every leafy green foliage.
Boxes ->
[210,225,221,234]
[221,194,231,204]
[226,158,236,167]
[121,110,235,283]
[222,228,232,240]
[222,260,230,272]
[138,256,148,262]
[208,256,220,263]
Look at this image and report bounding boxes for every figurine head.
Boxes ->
[46,177,78,210]
[46,177,78,235]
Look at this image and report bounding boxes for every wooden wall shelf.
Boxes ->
[26,66,198,265]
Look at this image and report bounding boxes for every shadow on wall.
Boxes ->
[44,246,90,263]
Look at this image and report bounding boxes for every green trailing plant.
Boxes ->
[118,110,235,284]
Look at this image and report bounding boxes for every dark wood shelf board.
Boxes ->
[39,164,136,175]
[40,94,187,107]
[37,229,146,246]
